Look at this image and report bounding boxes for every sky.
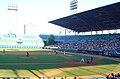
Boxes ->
[0,0,120,35]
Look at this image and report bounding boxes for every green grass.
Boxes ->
[53,64,120,77]
[0,63,119,78]
[0,69,36,77]
[0,48,119,78]
[0,64,70,69]
[0,54,70,63]
[96,59,119,64]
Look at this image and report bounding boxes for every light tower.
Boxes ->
[8,0,18,34]
[24,24,26,34]
[70,0,78,35]
[70,0,78,14]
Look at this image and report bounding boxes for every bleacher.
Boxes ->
[0,34,44,48]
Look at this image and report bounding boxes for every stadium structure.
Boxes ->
[0,1,120,79]
[49,2,120,32]
[0,33,44,48]
[48,2,120,57]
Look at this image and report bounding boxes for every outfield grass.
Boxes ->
[0,54,70,63]
[53,64,120,77]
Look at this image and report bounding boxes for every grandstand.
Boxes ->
[49,2,120,57]
[40,33,120,57]
[0,33,44,48]
[49,2,120,32]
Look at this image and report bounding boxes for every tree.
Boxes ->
[46,34,55,45]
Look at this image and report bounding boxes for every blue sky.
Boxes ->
[0,0,120,35]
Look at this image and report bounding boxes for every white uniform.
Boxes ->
[80,58,84,63]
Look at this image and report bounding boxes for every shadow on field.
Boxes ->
[0,60,119,70]
[12,69,20,77]
[0,64,70,69]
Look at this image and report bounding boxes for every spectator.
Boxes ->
[106,74,110,79]
[106,73,120,79]
[61,77,63,79]
[74,77,76,79]
[7,77,10,79]
[65,76,67,79]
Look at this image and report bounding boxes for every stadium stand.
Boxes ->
[56,34,120,57]
[48,2,120,57]
[40,33,120,57]
[0,34,44,48]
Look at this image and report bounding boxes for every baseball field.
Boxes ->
[0,48,120,79]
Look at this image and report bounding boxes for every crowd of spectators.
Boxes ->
[106,73,120,79]
[55,34,120,54]
[78,38,119,52]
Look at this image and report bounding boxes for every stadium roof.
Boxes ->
[49,2,120,32]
